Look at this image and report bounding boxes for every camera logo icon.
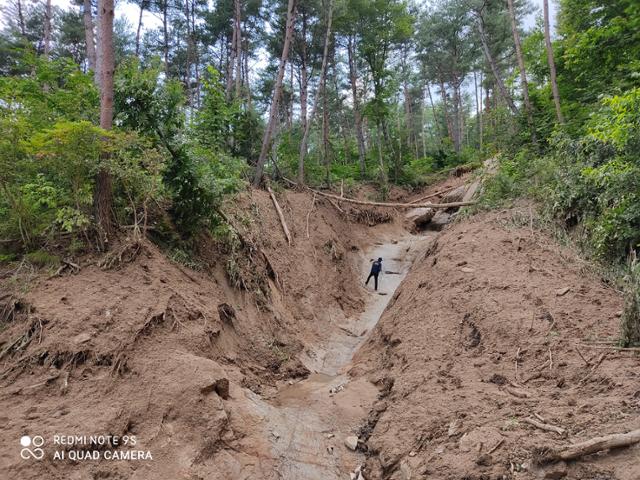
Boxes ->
[20,435,45,460]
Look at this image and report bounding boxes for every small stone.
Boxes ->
[409,450,417,457]
[272,431,280,439]
[344,435,359,451]
[555,287,571,297]
[73,332,92,344]
[326,433,335,439]
[543,461,568,479]
[460,267,475,273]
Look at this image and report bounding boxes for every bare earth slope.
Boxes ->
[352,207,640,480]
[0,187,395,479]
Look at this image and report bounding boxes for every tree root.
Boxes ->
[534,429,640,464]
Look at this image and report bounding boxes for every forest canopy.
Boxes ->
[0,0,639,267]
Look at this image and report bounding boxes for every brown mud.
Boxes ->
[1,174,639,480]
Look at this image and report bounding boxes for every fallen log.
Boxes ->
[267,185,292,245]
[535,429,640,464]
[282,177,476,209]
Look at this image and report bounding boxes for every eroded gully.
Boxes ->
[218,230,437,479]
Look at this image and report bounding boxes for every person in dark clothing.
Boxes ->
[365,257,383,291]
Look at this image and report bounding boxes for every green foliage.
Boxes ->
[482,89,640,263]
[620,261,640,347]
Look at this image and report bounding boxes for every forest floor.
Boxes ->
[1,170,639,480]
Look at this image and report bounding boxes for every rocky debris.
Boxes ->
[406,208,435,230]
[555,287,571,297]
[345,435,359,451]
[350,465,365,480]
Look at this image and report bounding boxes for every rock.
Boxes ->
[408,450,417,457]
[326,433,335,439]
[345,435,359,451]
[460,267,475,273]
[72,332,92,344]
[399,459,413,480]
[541,461,568,479]
[271,431,280,439]
[555,287,571,297]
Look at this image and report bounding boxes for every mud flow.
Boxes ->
[232,234,435,479]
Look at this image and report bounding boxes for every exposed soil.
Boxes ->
[1,175,639,480]
[352,206,640,480]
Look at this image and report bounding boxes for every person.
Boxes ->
[365,257,383,291]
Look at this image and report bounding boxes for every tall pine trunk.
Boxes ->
[543,0,564,124]
[297,0,332,184]
[135,0,145,57]
[508,0,536,141]
[95,0,115,248]
[347,35,366,178]
[477,13,519,116]
[43,0,52,58]
[234,0,242,98]
[253,0,297,185]
[83,0,96,70]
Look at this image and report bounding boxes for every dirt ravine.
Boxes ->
[226,233,437,479]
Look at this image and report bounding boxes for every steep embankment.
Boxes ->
[352,207,640,480]
[0,185,405,480]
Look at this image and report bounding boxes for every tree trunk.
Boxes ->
[473,71,480,147]
[226,20,237,98]
[17,0,26,37]
[508,0,536,141]
[347,35,366,178]
[426,82,439,145]
[253,0,297,185]
[439,79,454,144]
[297,0,332,185]
[95,0,115,248]
[543,0,564,124]
[135,1,145,57]
[43,0,52,58]
[95,0,102,85]
[83,0,96,70]
[477,14,519,116]
[452,82,461,153]
[162,0,169,74]
[234,0,242,98]
[297,12,308,183]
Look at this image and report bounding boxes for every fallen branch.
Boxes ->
[504,385,530,398]
[580,352,609,384]
[266,185,292,245]
[488,439,504,454]
[577,343,640,352]
[523,417,565,435]
[282,177,476,209]
[535,429,640,464]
